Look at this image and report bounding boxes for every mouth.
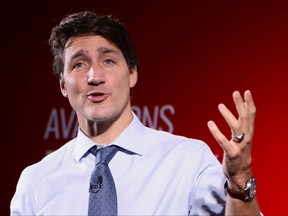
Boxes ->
[87,91,110,103]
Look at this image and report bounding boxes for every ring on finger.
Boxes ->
[231,132,245,143]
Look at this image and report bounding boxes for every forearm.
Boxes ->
[225,196,261,216]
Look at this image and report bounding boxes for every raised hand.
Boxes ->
[207,90,256,184]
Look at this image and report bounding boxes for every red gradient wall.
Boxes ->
[2,1,288,215]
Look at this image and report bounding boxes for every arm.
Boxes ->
[207,90,261,215]
[10,167,36,216]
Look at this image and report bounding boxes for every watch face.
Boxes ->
[246,177,256,199]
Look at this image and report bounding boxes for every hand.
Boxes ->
[207,90,256,188]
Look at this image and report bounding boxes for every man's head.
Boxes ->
[49,11,139,80]
[48,11,139,140]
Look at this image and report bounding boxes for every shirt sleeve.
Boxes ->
[188,141,227,215]
[10,166,36,216]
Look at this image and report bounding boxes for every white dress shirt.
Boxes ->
[11,112,227,215]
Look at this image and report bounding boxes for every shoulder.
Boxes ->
[139,127,222,183]
[142,126,214,156]
[144,126,204,146]
[21,138,76,180]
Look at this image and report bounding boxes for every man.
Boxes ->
[11,11,261,215]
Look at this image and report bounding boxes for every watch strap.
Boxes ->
[224,176,256,202]
[224,181,247,200]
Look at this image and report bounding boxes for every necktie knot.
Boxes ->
[94,145,118,165]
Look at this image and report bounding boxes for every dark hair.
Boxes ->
[49,11,139,80]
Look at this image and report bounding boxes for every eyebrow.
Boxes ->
[97,47,118,55]
[70,47,118,60]
[70,50,86,60]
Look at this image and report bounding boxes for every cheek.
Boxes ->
[65,78,84,95]
[116,75,132,92]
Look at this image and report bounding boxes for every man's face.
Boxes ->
[60,35,137,126]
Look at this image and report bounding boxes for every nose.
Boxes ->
[87,64,105,86]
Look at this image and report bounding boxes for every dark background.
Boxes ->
[3,1,288,215]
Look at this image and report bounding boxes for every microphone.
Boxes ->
[89,176,103,193]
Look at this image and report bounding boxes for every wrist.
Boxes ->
[224,176,256,202]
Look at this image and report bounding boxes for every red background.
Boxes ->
[2,1,288,215]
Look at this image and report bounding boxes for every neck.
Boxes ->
[79,109,133,145]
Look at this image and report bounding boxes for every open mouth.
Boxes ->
[87,92,109,103]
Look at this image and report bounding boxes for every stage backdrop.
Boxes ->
[2,1,288,215]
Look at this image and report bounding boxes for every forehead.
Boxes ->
[64,35,122,58]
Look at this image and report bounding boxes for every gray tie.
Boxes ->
[88,145,118,216]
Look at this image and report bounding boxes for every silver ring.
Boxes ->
[232,132,245,143]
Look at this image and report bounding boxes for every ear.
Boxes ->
[60,78,68,97]
[129,66,138,88]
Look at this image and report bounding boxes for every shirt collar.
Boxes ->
[74,112,145,163]
[112,112,145,156]
[74,128,97,163]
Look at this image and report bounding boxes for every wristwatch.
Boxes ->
[224,176,256,202]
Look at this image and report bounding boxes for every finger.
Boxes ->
[218,103,240,134]
[244,90,256,134]
[207,120,232,152]
[232,91,248,130]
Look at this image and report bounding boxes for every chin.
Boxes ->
[89,110,115,121]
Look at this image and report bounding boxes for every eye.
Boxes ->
[73,62,85,70]
[103,58,116,65]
